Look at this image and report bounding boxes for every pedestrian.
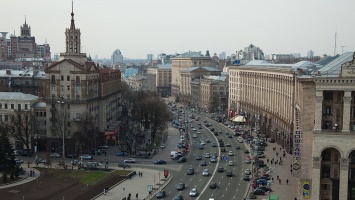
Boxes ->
[129,174,131,179]
[286,179,289,185]
[283,153,286,157]
[267,159,269,163]
[30,170,32,177]
[33,170,35,177]
[136,193,138,199]
[270,160,273,165]
[290,164,293,169]
[280,156,282,161]
[279,178,281,184]
[280,147,281,151]
[123,166,126,170]
[27,161,30,168]
[141,172,143,177]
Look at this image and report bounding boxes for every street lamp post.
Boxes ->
[34,134,40,158]
[57,97,65,164]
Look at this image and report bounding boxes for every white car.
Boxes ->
[189,188,198,197]
[228,151,234,156]
[201,141,206,145]
[197,131,201,134]
[193,134,197,138]
[245,169,251,175]
[193,128,197,131]
[124,158,136,163]
[202,169,209,176]
[160,144,165,149]
[228,161,234,166]
[238,139,244,143]
[205,153,210,158]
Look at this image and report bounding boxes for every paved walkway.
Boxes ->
[243,128,299,200]
[0,166,40,189]
[94,167,171,200]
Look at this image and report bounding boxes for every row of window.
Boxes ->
[0,103,29,110]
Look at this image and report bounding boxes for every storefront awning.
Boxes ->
[232,116,246,122]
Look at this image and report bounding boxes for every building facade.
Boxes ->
[111,49,123,65]
[146,63,172,97]
[228,52,355,199]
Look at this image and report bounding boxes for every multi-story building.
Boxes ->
[0,68,45,95]
[171,51,212,96]
[15,19,37,59]
[36,44,51,61]
[228,52,355,199]
[42,5,122,154]
[307,50,314,59]
[0,33,7,61]
[127,74,147,91]
[146,63,172,97]
[111,49,123,65]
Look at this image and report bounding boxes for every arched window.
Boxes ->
[51,75,56,84]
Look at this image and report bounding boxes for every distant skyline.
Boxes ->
[2,0,355,59]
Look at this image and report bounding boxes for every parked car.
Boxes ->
[256,179,268,186]
[210,157,217,163]
[123,158,136,163]
[160,144,165,149]
[253,189,266,195]
[118,162,130,168]
[245,169,251,175]
[14,158,24,164]
[195,155,202,160]
[217,167,224,172]
[50,153,61,158]
[243,175,250,181]
[98,145,109,149]
[257,186,272,192]
[154,160,167,164]
[228,161,234,166]
[71,160,83,165]
[116,152,128,156]
[80,155,93,160]
[189,188,198,197]
[200,160,207,166]
[177,157,187,163]
[228,151,234,156]
[66,154,78,159]
[156,190,166,198]
[35,157,46,164]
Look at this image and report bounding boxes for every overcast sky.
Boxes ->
[2,0,355,59]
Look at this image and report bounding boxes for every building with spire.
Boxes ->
[15,17,37,59]
[42,1,122,154]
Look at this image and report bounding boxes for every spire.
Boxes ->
[70,0,75,29]
[25,15,27,25]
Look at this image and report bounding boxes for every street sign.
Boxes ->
[147,185,153,192]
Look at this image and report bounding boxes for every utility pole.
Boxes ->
[340,46,347,54]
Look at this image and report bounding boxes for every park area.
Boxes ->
[0,168,128,200]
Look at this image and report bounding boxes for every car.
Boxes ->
[245,159,252,164]
[238,139,244,143]
[202,169,209,176]
[269,138,275,143]
[192,128,197,131]
[249,192,257,199]
[228,134,233,138]
[236,145,241,150]
[221,148,226,152]
[198,126,202,129]
[71,160,83,165]
[209,182,217,189]
[124,158,136,163]
[98,145,109,149]
[256,154,266,158]
[210,127,215,131]
[193,134,197,138]
[226,143,231,147]
[200,160,207,166]
[226,170,233,177]
[197,131,202,134]
[156,190,166,198]
[257,186,272,192]
[228,151,234,156]
[195,155,202,160]
[115,152,128,156]
[173,194,184,200]
[228,161,234,166]
[187,167,195,175]
[253,189,266,195]
[35,157,46,164]
[79,154,93,160]
[206,139,211,143]
[14,158,24,164]
[217,167,224,172]
[243,175,250,181]
[256,179,268,186]
[244,149,250,154]
[176,183,186,190]
[154,160,167,164]
[245,169,251,175]
[205,153,211,158]
[118,162,131,168]
[50,153,61,158]
[177,157,187,163]
[189,188,198,197]
[211,142,217,147]
[210,157,217,163]
[160,144,165,149]
[200,140,206,145]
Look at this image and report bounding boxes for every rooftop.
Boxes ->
[0,92,39,101]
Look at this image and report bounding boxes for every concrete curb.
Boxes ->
[146,175,173,200]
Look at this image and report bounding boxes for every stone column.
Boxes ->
[312,156,322,200]
[314,91,323,132]
[342,91,352,132]
[339,158,349,199]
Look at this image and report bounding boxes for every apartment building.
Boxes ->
[146,63,172,97]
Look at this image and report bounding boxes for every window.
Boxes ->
[323,107,332,115]
[51,75,55,83]
[321,166,330,178]
[0,103,2,109]
[11,104,14,109]
[52,85,56,91]
[321,184,329,190]
[67,86,70,91]
[324,92,333,100]
[25,104,28,110]
[67,76,70,81]
[0,115,2,121]
[322,150,331,161]
[5,115,8,121]
[5,104,7,109]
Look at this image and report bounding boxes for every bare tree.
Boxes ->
[6,111,36,156]
[72,112,96,155]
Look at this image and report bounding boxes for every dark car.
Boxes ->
[221,148,226,152]
[253,189,265,195]
[154,160,167,164]
[156,190,166,198]
[200,160,207,166]
[173,194,184,200]
[217,167,224,172]
[210,157,217,163]
[269,138,275,143]
[226,170,233,177]
[256,179,267,186]
[210,127,215,131]
[176,183,186,190]
[244,149,250,154]
[236,145,241,149]
[177,157,187,163]
[209,182,217,189]
[196,155,202,160]
[257,186,272,192]
[115,152,128,156]
[243,175,250,181]
[187,167,195,175]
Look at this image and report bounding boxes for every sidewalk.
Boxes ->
[94,167,172,200]
[246,130,299,199]
[0,166,40,189]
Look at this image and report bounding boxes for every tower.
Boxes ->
[65,0,81,54]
